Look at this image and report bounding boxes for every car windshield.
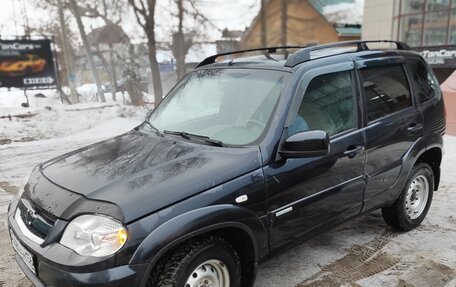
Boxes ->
[147,68,289,145]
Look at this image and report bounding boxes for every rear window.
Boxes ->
[408,60,438,103]
[361,65,412,122]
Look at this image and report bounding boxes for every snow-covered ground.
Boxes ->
[0,89,147,143]
[0,90,455,287]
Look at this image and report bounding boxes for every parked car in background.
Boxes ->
[8,40,445,287]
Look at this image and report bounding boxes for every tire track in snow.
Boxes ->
[295,231,401,287]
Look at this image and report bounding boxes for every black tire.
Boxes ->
[382,162,434,231]
[147,236,241,287]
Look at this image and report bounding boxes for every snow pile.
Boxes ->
[322,0,364,25]
[0,89,147,143]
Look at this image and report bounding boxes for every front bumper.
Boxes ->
[7,200,148,287]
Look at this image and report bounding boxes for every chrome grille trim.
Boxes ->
[14,208,45,245]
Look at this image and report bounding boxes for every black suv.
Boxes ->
[8,41,445,287]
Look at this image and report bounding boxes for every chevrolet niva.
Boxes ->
[8,41,445,287]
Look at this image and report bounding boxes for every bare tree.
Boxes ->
[170,0,213,81]
[128,0,163,105]
[174,0,186,80]
[281,0,288,57]
[75,0,128,102]
[260,0,268,47]
[57,0,79,103]
[69,0,106,102]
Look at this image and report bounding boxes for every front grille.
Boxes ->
[38,207,58,223]
[19,210,47,240]
[16,199,57,244]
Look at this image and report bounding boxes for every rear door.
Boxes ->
[356,59,424,211]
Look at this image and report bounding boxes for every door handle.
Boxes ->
[407,123,423,133]
[344,145,364,159]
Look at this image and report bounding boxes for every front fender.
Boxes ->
[129,204,267,266]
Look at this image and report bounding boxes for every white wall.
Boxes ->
[362,0,396,41]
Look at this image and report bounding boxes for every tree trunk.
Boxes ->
[281,0,288,58]
[95,47,117,103]
[175,0,186,81]
[57,0,78,104]
[260,0,267,47]
[69,0,106,102]
[126,44,144,106]
[109,44,117,101]
[147,34,163,106]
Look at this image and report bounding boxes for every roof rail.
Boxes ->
[284,40,411,67]
[196,46,307,68]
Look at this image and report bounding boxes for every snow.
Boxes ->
[0,89,147,143]
[323,0,364,25]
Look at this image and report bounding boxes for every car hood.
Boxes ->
[40,130,262,222]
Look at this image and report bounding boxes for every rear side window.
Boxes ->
[361,65,412,122]
[408,60,437,103]
[289,71,355,136]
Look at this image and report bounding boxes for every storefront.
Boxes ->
[395,0,456,83]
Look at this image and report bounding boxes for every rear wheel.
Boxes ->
[148,236,241,287]
[382,163,434,231]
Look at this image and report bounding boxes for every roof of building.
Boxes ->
[241,0,362,46]
[335,24,362,36]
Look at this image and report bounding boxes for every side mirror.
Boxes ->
[279,130,329,159]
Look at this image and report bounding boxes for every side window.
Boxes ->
[289,71,355,136]
[361,65,412,122]
[408,60,437,103]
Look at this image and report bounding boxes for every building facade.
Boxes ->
[363,0,456,83]
[242,0,361,49]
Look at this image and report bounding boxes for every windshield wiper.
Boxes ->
[163,130,225,147]
[143,120,162,136]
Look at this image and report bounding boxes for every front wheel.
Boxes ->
[149,236,241,287]
[382,162,434,231]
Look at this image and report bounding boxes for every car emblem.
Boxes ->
[24,208,37,226]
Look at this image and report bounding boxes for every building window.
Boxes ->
[396,0,456,46]
[426,0,450,11]
[450,9,456,44]
[400,15,424,46]
[401,0,425,14]
[424,11,450,45]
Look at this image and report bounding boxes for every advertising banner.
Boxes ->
[0,39,57,88]
[415,46,456,68]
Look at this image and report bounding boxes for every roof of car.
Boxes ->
[196,41,422,72]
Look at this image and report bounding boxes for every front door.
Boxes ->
[265,63,366,252]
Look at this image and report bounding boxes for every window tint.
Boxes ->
[361,65,412,122]
[408,60,437,103]
[289,71,355,136]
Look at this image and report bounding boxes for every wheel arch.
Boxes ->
[416,146,442,190]
[132,205,267,287]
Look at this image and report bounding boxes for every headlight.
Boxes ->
[17,169,33,198]
[60,214,128,257]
